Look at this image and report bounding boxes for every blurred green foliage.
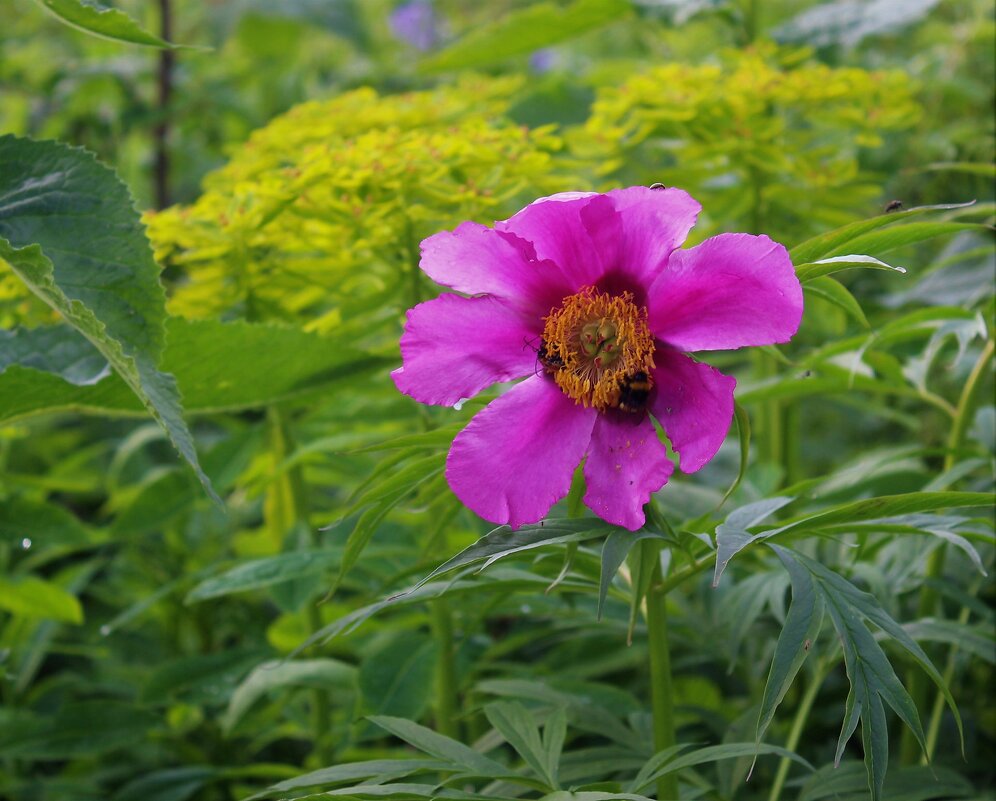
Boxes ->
[0,1,993,800]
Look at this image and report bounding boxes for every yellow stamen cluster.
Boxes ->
[541,287,655,410]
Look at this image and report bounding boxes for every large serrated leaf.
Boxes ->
[0,135,217,502]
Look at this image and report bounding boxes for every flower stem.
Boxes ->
[768,663,825,801]
[900,337,993,763]
[267,407,333,764]
[430,597,460,740]
[644,539,679,800]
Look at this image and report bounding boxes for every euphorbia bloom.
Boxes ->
[393,187,803,530]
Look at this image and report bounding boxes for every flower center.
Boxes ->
[539,287,655,412]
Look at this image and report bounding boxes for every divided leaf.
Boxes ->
[765,546,963,801]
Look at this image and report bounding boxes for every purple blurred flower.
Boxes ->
[528,48,558,74]
[389,0,439,52]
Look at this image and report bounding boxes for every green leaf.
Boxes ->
[719,402,751,509]
[368,716,509,777]
[903,619,996,665]
[796,254,907,282]
[244,761,448,801]
[798,762,974,801]
[185,550,343,603]
[598,530,665,620]
[789,201,976,264]
[0,574,83,623]
[542,707,567,789]
[755,549,824,749]
[140,648,265,704]
[630,742,812,794]
[421,0,630,72]
[771,548,960,801]
[771,491,993,537]
[713,496,795,586]
[410,519,613,591]
[804,276,870,328]
[222,658,356,734]
[359,634,436,720]
[0,135,217,503]
[827,222,986,259]
[0,702,157,759]
[485,701,558,789]
[0,319,393,424]
[0,326,109,385]
[32,0,187,48]
[111,767,216,801]
[0,497,92,547]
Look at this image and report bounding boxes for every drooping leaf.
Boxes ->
[111,767,216,801]
[31,0,185,48]
[712,496,795,586]
[223,659,356,734]
[755,548,825,747]
[421,0,631,72]
[186,550,343,603]
[804,276,870,328]
[789,201,976,265]
[367,716,509,777]
[795,254,907,283]
[0,574,83,623]
[598,530,666,619]
[629,742,812,795]
[409,519,613,592]
[244,761,448,801]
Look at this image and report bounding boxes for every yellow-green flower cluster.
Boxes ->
[146,76,575,332]
[576,45,920,237]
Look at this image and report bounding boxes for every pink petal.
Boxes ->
[446,375,597,527]
[650,348,736,473]
[393,294,538,407]
[419,222,569,317]
[581,186,701,294]
[647,233,803,351]
[495,192,607,290]
[583,412,674,531]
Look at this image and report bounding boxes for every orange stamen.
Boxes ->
[540,287,655,410]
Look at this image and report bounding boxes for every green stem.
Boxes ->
[900,338,993,763]
[267,407,333,764]
[644,540,678,800]
[768,664,825,801]
[923,602,973,762]
[430,598,459,739]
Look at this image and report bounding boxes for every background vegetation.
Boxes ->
[0,1,993,800]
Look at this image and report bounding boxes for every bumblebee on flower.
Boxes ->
[393,186,803,531]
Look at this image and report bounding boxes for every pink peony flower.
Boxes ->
[393,187,803,531]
